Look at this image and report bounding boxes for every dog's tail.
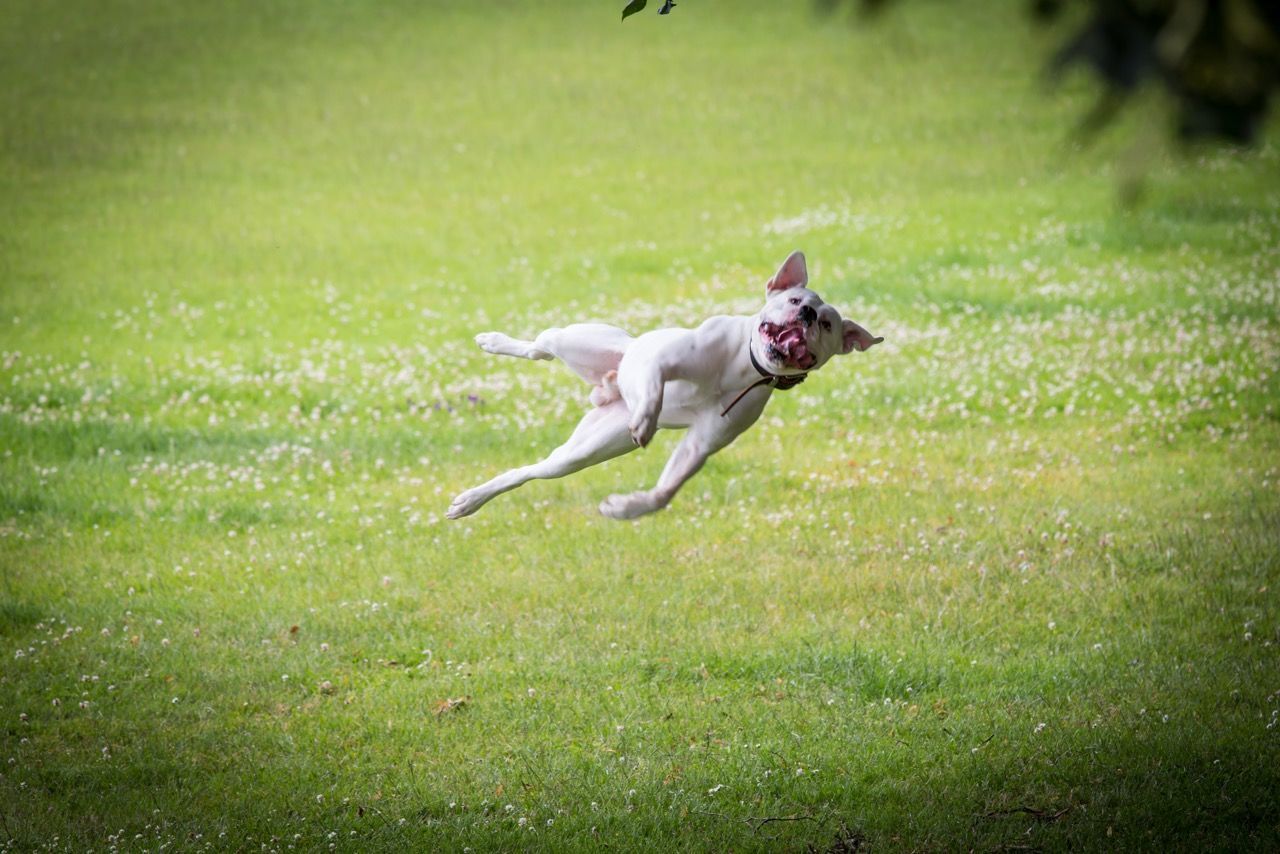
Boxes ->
[588,370,621,407]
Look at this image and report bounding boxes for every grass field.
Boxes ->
[2,0,1279,850]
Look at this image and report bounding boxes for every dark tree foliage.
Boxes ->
[1044,0,1280,144]
[623,0,1280,148]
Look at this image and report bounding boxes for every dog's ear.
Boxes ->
[766,250,808,294]
[842,319,883,354]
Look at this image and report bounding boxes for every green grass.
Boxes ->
[2,0,1279,850]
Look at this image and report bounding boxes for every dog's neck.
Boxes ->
[726,316,766,389]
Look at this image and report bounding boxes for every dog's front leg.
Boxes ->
[599,413,749,520]
[618,330,703,449]
[621,363,664,448]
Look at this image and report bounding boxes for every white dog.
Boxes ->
[447,251,882,520]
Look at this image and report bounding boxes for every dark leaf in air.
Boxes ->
[622,0,647,21]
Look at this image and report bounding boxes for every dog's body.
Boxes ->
[447,251,882,520]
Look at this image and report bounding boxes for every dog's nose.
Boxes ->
[799,305,817,327]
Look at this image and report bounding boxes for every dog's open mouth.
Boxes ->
[759,321,816,371]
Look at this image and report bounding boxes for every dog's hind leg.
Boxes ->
[530,324,632,385]
[447,401,636,519]
[474,332,553,360]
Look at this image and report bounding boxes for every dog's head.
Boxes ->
[754,250,882,375]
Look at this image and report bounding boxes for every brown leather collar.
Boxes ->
[720,344,808,417]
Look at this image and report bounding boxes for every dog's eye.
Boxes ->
[788,297,800,305]
[821,320,832,332]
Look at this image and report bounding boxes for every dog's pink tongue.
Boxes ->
[777,327,812,368]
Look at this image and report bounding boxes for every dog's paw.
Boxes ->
[629,411,658,448]
[474,332,506,354]
[599,491,659,520]
[447,489,487,520]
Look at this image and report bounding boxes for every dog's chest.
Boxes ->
[656,372,760,428]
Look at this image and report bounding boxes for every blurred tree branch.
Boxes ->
[623,0,1280,150]
[1041,0,1280,145]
